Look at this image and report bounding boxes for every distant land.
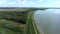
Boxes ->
[0,7,30,12]
[0,7,59,12]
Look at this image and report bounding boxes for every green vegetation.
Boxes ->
[0,12,28,24]
[0,20,24,34]
[25,11,39,34]
[0,9,41,34]
[0,11,28,34]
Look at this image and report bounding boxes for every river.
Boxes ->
[34,9,60,34]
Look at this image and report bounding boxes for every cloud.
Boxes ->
[0,0,60,7]
[35,0,60,7]
[37,0,43,2]
[0,0,23,7]
[0,0,35,7]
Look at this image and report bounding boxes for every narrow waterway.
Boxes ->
[34,9,60,34]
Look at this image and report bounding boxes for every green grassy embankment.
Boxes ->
[25,11,40,34]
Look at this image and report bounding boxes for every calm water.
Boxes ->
[34,9,60,34]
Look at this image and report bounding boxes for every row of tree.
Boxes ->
[0,12,28,24]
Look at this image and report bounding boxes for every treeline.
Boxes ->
[0,12,28,24]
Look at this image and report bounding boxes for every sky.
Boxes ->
[0,0,60,7]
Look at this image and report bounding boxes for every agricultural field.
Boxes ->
[0,8,42,34]
[0,11,28,34]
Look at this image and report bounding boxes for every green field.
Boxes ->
[0,11,39,34]
[0,12,28,34]
[0,19,24,34]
